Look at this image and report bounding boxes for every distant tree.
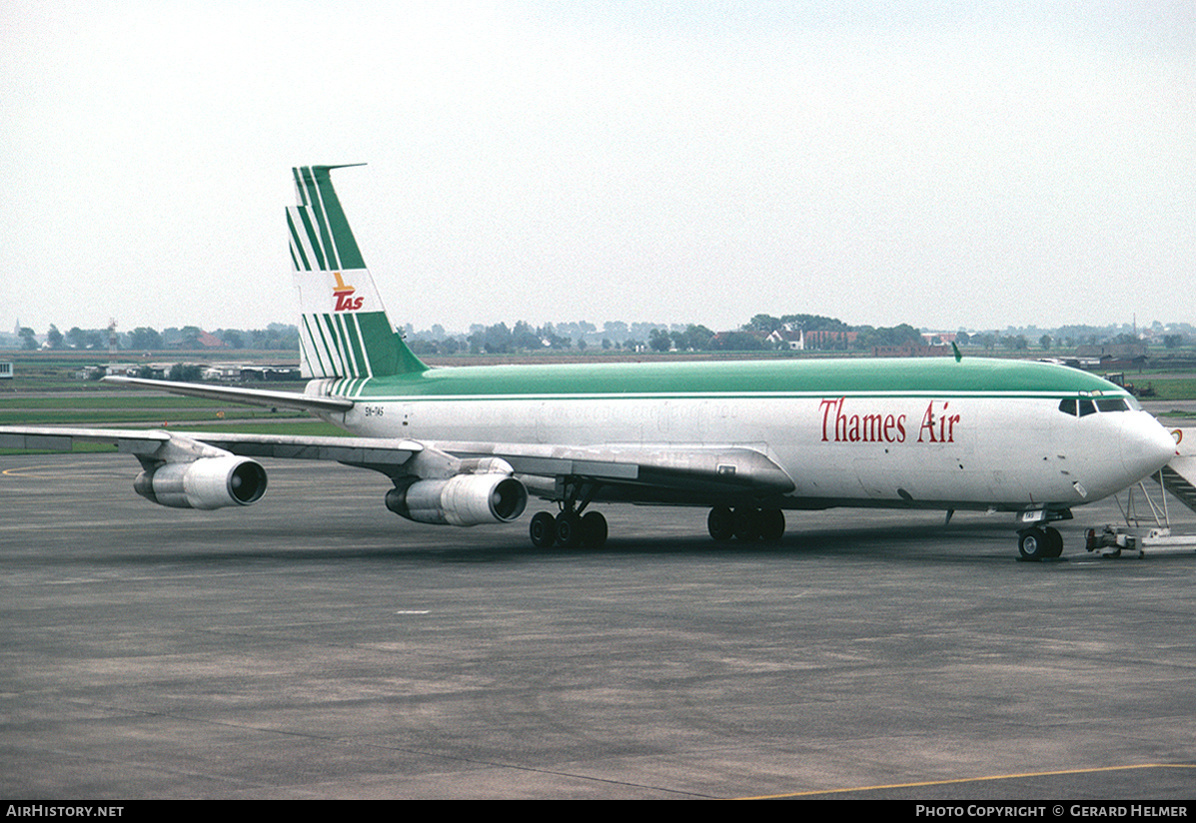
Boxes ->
[678,324,715,351]
[65,326,104,349]
[511,321,541,350]
[853,324,921,350]
[1039,334,1052,350]
[179,326,203,348]
[168,363,203,381]
[128,327,163,350]
[467,322,515,354]
[46,325,63,349]
[648,328,672,352]
[536,323,571,350]
[955,331,970,347]
[780,313,848,332]
[263,323,299,350]
[19,327,37,350]
[712,331,764,351]
[1163,334,1186,349]
[603,321,629,342]
[220,329,244,349]
[744,314,783,334]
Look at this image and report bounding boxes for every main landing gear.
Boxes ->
[528,479,607,549]
[529,509,608,549]
[707,506,785,542]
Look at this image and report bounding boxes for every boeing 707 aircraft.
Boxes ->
[0,165,1179,559]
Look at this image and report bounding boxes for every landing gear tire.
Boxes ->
[708,506,734,541]
[1044,526,1064,558]
[555,512,582,548]
[733,507,759,541]
[580,511,608,548]
[758,509,785,542]
[529,511,556,549]
[1019,527,1050,561]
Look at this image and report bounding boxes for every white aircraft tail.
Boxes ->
[288,165,425,379]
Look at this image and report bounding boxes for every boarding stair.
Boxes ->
[1155,459,1196,514]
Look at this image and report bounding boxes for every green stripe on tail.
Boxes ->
[289,165,426,380]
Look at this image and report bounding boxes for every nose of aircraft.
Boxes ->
[1119,413,1179,481]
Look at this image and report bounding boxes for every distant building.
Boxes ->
[872,344,955,358]
[766,328,858,350]
[1074,342,1148,370]
[240,366,301,382]
[0,361,12,379]
[803,329,857,350]
[203,364,244,381]
[766,329,804,350]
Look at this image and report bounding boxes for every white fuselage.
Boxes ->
[323,390,1176,512]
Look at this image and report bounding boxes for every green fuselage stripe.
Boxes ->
[331,358,1126,402]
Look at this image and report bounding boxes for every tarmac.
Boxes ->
[2,453,1195,799]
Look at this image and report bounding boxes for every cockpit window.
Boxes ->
[1059,395,1134,416]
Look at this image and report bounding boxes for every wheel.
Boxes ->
[758,509,785,542]
[708,506,734,541]
[733,507,759,541]
[529,511,556,548]
[1018,527,1049,561]
[1044,526,1064,558]
[555,512,582,548]
[580,511,608,548]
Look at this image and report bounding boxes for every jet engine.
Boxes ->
[134,456,268,510]
[385,473,528,526]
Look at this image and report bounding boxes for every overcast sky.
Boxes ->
[3,1,1193,336]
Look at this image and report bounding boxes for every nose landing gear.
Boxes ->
[1017,526,1064,560]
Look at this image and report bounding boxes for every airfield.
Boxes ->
[2,452,1196,800]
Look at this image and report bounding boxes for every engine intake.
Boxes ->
[386,473,528,526]
[135,456,268,510]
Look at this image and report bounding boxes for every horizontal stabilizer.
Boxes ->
[104,376,353,412]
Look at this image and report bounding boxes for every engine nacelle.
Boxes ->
[385,473,528,526]
[134,456,268,510]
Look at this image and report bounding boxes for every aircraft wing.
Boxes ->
[0,427,420,465]
[423,440,797,501]
[0,424,792,500]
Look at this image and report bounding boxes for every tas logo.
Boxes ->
[332,272,364,312]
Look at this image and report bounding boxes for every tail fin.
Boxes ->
[288,165,426,380]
